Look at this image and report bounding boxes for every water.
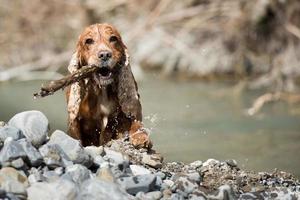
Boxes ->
[0,72,299,177]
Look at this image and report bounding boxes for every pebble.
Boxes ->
[11,158,25,169]
[0,167,28,197]
[79,179,131,200]
[28,168,45,184]
[0,139,27,164]
[18,138,43,167]
[63,164,91,184]
[48,130,92,167]
[190,160,203,169]
[226,159,238,168]
[96,166,115,182]
[130,164,151,176]
[0,126,24,141]
[118,174,157,195]
[173,177,198,195]
[104,148,129,167]
[8,110,49,147]
[39,143,72,168]
[142,153,163,169]
[27,178,78,200]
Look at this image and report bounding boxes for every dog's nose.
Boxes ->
[98,51,112,61]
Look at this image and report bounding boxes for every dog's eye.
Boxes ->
[109,36,118,43]
[85,38,94,45]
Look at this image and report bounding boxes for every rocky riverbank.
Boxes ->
[0,110,299,200]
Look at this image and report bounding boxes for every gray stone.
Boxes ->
[0,121,5,127]
[18,138,43,166]
[145,191,163,200]
[226,159,238,168]
[0,167,29,196]
[136,191,163,200]
[96,166,115,182]
[155,172,166,180]
[28,168,45,184]
[104,148,129,167]
[0,139,27,163]
[79,179,131,200]
[48,130,92,167]
[11,158,24,169]
[8,110,49,147]
[207,185,236,200]
[142,154,163,169]
[174,177,198,195]
[27,179,78,200]
[171,193,184,200]
[187,172,201,183]
[39,144,72,168]
[62,164,91,184]
[0,126,24,141]
[130,165,151,176]
[84,146,104,158]
[117,174,157,195]
[190,160,203,169]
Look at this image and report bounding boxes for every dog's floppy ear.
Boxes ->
[68,52,80,73]
[117,49,142,121]
[66,51,84,127]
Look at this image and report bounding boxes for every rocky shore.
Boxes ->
[0,110,299,200]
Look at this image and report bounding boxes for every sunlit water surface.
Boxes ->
[0,72,299,177]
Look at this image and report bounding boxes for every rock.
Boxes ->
[104,148,129,167]
[27,179,78,200]
[48,130,92,167]
[142,154,163,169]
[130,165,151,176]
[39,144,72,168]
[173,177,198,196]
[136,191,162,200]
[117,174,157,195]
[207,185,236,200]
[28,168,45,184]
[0,167,28,197]
[187,172,201,184]
[79,179,131,200]
[8,111,49,147]
[226,159,238,168]
[11,158,25,169]
[18,138,43,167]
[84,146,104,158]
[0,139,27,163]
[0,126,24,141]
[84,146,106,167]
[62,164,91,184]
[145,191,163,200]
[190,160,203,169]
[163,180,175,188]
[170,193,184,200]
[0,121,5,127]
[202,159,220,167]
[96,166,115,182]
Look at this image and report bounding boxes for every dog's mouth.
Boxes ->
[98,67,112,78]
[94,66,114,86]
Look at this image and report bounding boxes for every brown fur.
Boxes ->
[66,23,151,148]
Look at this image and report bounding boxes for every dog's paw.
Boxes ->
[129,130,152,149]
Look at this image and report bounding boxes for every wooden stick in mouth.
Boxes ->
[33,65,99,98]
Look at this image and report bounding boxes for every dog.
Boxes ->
[66,23,151,148]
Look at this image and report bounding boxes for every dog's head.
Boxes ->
[68,23,142,120]
[74,23,128,86]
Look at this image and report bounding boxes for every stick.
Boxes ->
[33,65,98,98]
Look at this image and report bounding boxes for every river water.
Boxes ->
[0,72,299,177]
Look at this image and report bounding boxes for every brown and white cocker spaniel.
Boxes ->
[66,23,151,148]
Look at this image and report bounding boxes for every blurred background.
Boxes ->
[0,0,300,176]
